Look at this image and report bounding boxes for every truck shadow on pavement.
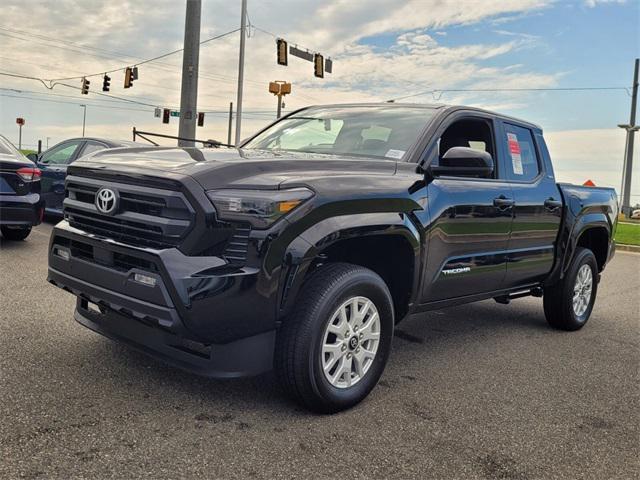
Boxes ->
[68,297,552,417]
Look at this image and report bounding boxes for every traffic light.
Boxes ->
[162,108,170,124]
[132,66,139,80]
[314,53,324,78]
[102,74,111,92]
[197,112,205,127]
[81,77,90,94]
[124,67,134,88]
[276,39,288,66]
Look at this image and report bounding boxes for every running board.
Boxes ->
[494,286,543,305]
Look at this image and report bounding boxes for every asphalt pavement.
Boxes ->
[1,221,638,479]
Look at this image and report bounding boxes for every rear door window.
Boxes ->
[79,141,108,157]
[502,123,540,181]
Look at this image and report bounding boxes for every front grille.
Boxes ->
[64,175,195,249]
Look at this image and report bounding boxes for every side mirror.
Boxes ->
[26,153,39,163]
[430,146,494,178]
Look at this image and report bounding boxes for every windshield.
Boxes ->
[243,106,437,161]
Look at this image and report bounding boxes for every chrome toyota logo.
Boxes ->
[95,188,118,215]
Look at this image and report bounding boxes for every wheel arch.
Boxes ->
[278,212,422,323]
[562,214,611,275]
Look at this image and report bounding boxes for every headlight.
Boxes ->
[206,187,314,228]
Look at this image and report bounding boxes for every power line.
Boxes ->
[0,90,276,119]
[0,92,153,112]
[47,28,241,83]
[0,24,326,104]
[0,26,268,89]
[388,86,631,102]
[0,28,240,89]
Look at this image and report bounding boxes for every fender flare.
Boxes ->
[560,212,611,276]
[276,212,422,319]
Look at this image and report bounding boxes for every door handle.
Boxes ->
[493,196,515,209]
[544,198,562,211]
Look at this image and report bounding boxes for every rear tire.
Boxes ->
[1,226,32,241]
[275,263,394,413]
[543,247,598,331]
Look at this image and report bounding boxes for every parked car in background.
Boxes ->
[631,209,640,220]
[27,138,135,216]
[0,134,44,240]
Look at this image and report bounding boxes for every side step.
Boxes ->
[494,286,543,305]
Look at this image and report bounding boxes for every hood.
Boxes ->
[72,146,397,190]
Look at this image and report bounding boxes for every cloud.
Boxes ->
[583,0,627,7]
[545,128,639,194]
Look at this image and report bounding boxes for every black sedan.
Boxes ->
[0,135,44,241]
[27,137,136,215]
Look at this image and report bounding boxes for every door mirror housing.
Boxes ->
[430,147,494,179]
[25,153,39,163]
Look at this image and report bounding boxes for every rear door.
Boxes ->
[39,140,84,212]
[420,112,515,303]
[498,121,562,287]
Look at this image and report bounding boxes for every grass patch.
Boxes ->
[616,223,640,246]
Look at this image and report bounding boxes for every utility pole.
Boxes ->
[618,58,639,217]
[178,0,202,147]
[234,0,247,146]
[80,104,87,136]
[227,102,233,146]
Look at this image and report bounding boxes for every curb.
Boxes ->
[616,243,640,253]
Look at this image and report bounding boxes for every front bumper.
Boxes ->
[47,221,278,378]
[0,193,44,226]
[73,299,275,378]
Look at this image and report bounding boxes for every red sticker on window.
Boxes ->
[507,133,521,154]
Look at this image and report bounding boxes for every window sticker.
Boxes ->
[385,149,405,159]
[507,133,523,175]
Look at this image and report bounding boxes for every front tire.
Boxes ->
[1,226,32,241]
[275,263,394,413]
[544,247,598,331]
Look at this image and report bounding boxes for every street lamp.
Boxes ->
[80,104,87,137]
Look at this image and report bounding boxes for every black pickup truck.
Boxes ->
[47,103,618,412]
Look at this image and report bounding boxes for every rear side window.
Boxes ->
[503,123,540,181]
[80,142,108,157]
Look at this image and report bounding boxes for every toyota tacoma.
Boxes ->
[47,104,618,412]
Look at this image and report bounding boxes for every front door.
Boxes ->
[420,114,514,303]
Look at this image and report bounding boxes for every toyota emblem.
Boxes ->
[95,188,118,215]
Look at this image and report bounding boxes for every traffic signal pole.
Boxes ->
[178,0,202,147]
[234,0,247,146]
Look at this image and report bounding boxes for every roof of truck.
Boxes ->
[294,102,543,131]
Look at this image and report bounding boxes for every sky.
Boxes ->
[0,0,638,201]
